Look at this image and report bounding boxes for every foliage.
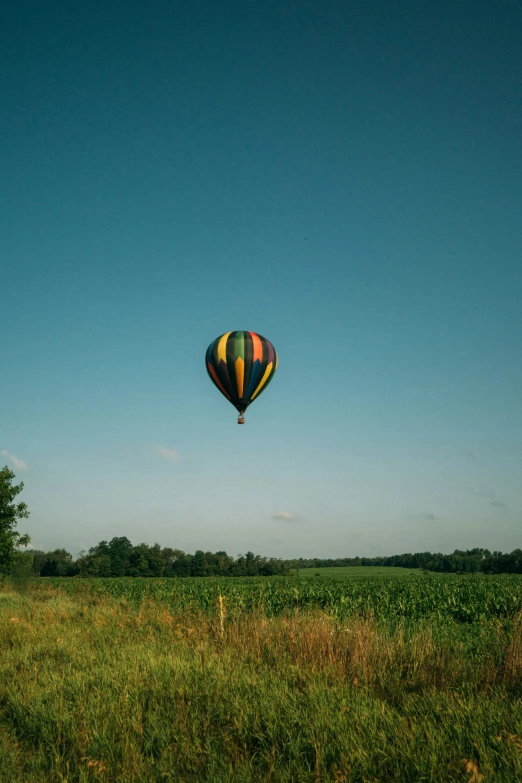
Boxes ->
[24,539,522,579]
[27,537,289,578]
[0,466,30,575]
[288,548,496,573]
[483,549,522,574]
[1,579,522,782]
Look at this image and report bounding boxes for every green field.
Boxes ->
[26,572,522,623]
[292,565,424,578]
[1,575,522,782]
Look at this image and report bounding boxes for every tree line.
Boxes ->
[288,549,522,574]
[14,543,522,577]
[1,465,521,577]
[18,539,289,577]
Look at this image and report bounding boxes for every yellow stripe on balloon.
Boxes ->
[251,362,273,400]
[217,332,231,363]
[235,357,244,398]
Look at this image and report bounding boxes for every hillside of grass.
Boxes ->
[1,578,522,782]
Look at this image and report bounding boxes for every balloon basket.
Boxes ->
[237,414,245,425]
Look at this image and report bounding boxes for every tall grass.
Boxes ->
[1,581,521,781]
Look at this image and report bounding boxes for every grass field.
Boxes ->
[292,566,424,578]
[1,575,522,782]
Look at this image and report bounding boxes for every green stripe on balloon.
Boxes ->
[235,331,245,360]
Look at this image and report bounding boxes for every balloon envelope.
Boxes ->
[205,331,278,417]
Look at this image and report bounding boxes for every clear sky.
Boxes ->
[2,0,521,558]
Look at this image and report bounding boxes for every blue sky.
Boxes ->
[2,0,521,557]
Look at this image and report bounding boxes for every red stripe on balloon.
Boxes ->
[208,364,231,399]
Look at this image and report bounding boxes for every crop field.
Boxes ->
[294,566,428,578]
[28,572,522,623]
[1,574,522,782]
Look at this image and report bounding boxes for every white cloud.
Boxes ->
[1,450,28,471]
[10,455,28,471]
[272,511,300,521]
[156,446,180,462]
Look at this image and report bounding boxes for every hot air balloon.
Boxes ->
[205,331,278,424]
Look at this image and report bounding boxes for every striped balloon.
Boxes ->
[205,331,278,423]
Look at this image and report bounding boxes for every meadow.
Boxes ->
[1,574,522,782]
[294,566,430,578]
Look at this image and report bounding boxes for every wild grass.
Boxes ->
[1,581,522,781]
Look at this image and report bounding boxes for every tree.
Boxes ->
[191,550,207,576]
[39,549,77,577]
[0,466,31,575]
[108,536,134,576]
